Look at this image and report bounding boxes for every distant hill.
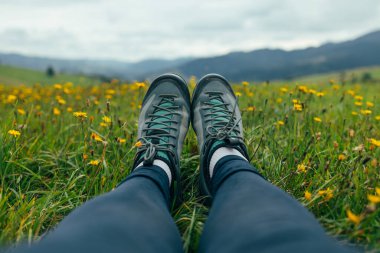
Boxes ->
[171,30,380,81]
[0,53,192,81]
[0,30,380,82]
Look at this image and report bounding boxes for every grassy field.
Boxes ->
[0,65,379,252]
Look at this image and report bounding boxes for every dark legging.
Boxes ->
[10,156,354,253]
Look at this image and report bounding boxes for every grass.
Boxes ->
[0,66,379,252]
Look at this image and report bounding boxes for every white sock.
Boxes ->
[209,147,247,178]
[136,160,172,186]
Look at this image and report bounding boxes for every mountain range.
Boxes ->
[1,30,380,82]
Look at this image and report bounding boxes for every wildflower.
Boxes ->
[235,92,242,97]
[297,164,307,173]
[67,107,73,112]
[313,117,322,123]
[8,130,21,137]
[91,133,103,142]
[136,82,146,88]
[293,104,302,111]
[276,98,283,103]
[308,89,317,94]
[367,194,380,204]
[375,115,380,121]
[89,160,101,166]
[332,85,340,90]
[134,141,143,148]
[83,154,89,160]
[280,87,288,93]
[366,101,374,107]
[73,111,87,118]
[298,85,308,93]
[54,84,62,89]
[53,107,61,116]
[346,90,355,96]
[316,92,325,97]
[100,122,108,127]
[318,188,334,201]
[292,99,300,104]
[354,95,363,100]
[351,111,358,116]
[304,191,312,200]
[352,144,364,152]
[57,98,66,105]
[369,138,380,147]
[102,116,112,123]
[247,92,254,97]
[6,94,17,103]
[246,106,256,112]
[360,109,372,115]
[338,154,346,161]
[376,187,380,195]
[354,102,362,106]
[17,108,26,115]
[117,138,127,144]
[242,81,249,86]
[277,120,285,126]
[346,210,362,226]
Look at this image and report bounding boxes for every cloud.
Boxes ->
[0,0,379,61]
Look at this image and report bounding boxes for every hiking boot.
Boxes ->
[191,74,249,199]
[132,73,191,203]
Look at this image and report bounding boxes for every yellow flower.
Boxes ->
[53,107,61,116]
[67,107,73,112]
[354,101,362,106]
[89,160,101,166]
[351,111,358,116]
[376,187,380,195]
[134,141,143,148]
[100,122,108,127]
[276,98,283,103]
[375,115,380,121]
[235,92,242,97]
[242,81,249,86]
[297,164,307,173]
[313,117,322,122]
[8,129,21,137]
[54,83,62,89]
[308,89,317,94]
[57,98,66,105]
[338,154,346,161]
[318,188,334,201]
[316,92,325,97]
[346,210,362,226]
[277,120,285,126]
[304,191,312,200]
[6,94,17,103]
[366,101,374,107]
[91,133,103,142]
[347,90,355,96]
[293,104,302,111]
[280,87,288,93]
[136,82,146,88]
[117,138,127,144]
[369,138,380,147]
[246,106,256,112]
[73,111,87,118]
[102,116,112,123]
[298,85,308,93]
[354,95,363,100]
[360,109,372,115]
[17,108,26,115]
[367,194,380,204]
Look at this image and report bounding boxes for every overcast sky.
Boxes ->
[1,0,380,62]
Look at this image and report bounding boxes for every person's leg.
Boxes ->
[13,166,183,253]
[12,73,191,253]
[191,74,354,253]
[199,155,353,253]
